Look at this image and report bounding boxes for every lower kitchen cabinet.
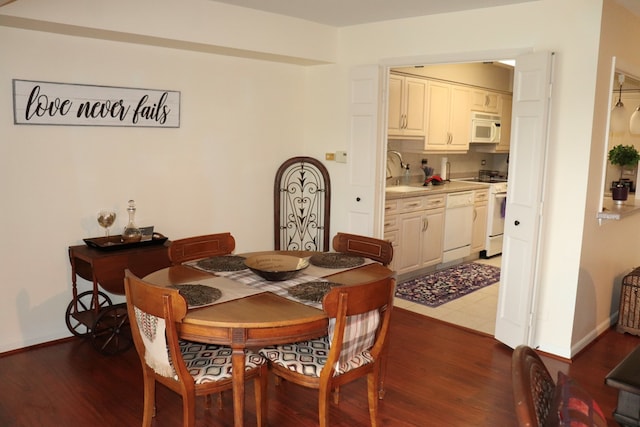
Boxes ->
[471,189,489,253]
[385,195,445,275]
[420,206,445,267]
[383,208,399,272]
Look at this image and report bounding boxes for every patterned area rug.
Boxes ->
[395,263,501,308]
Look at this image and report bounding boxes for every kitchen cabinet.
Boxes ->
[388,73,428,138]
[424,81,471,151]
[471,189,489,253]
[384,194,445,275]
[471,89,501,113]
[494,95,512,153]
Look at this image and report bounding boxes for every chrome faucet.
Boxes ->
[386,150,407,181]
[387,150,407,169]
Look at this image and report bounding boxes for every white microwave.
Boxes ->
[470,112,501,143]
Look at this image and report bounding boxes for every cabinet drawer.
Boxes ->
[385,199,399,216]
[474,189,489,203]
[384,229,399,247]
[423,195,445,210]
[384,215,399,231]
[399,197,425,212]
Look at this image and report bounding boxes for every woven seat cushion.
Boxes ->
[177,341,266,384]
[259,336,374,377]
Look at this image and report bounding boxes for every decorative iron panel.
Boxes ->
[274,157,330,251]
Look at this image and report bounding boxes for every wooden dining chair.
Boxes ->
[168,232,236,265]
[259,274,395,427]
[332,232,394,266]
[124,270,268,427]
[512,345,556,427]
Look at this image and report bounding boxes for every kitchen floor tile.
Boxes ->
[396,258,501,335]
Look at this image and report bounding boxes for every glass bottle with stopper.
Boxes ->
[122,199,142,243]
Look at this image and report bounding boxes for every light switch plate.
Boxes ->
[336,151,347,163]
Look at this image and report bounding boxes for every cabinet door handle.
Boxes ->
[473,209,477,221]
[422,217,428,232]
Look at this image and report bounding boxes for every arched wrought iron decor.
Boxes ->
[274,156,331,251]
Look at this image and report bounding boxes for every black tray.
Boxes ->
[83,234,168,251]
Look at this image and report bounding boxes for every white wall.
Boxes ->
[575,0,640,352]
[0,16,327,352]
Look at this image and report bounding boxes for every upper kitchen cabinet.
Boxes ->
[471,93,513,154]
[471,89,501,113]
[424,81,471,151]
[388,73,428,138]
[494,95,512,152]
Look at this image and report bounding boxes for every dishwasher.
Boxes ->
[443,191,474,263]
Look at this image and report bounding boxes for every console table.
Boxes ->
[605,345,640,426]
[66,241,171,353]
[69,242,171,296]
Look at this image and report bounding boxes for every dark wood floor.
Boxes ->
[1,308,637,426]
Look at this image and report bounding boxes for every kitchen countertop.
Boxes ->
[385,180,490,199]
[597,194,640,220]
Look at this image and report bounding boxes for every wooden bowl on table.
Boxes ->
[244,254,309,281]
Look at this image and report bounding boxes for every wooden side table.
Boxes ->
[66,241,171,353]
[606,345,640,426]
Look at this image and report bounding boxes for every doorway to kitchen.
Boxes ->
[384,59,512,336]
[349,51,551,345]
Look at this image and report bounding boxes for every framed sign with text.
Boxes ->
[12,79,180,128]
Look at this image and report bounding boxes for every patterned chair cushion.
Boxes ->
[177,341,266,384]
[134,305,265,382]
[259,335,374,378]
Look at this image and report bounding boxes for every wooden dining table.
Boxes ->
[143,250,394,427]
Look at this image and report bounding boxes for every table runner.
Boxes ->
[215,269,326,308]
[175,276,264,308]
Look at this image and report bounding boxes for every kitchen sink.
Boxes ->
[385,185,429,193]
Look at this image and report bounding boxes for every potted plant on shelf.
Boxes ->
[608,144,640,203]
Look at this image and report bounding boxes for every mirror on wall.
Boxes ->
[600,57,640,213]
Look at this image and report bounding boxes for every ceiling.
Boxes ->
[210,0,538,27]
